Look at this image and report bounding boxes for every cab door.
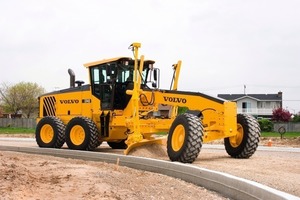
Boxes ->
[90,64,116,110]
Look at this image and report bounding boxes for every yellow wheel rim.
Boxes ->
[40,124,54,143]
[70,125,85,145]
[229,124,244,148]
[172,124,185,152]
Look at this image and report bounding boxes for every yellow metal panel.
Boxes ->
[172,60,182,91]
[223,101,238,137]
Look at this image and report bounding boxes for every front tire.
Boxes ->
[65,117,100,151]
[35,116,65,148]
[167,113,203,163]
[224,114,261,158]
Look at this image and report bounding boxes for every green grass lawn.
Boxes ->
[261,132,300,138]
[1,127,299,138]
[0,127,35,134]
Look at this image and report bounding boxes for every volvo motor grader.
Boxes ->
[36,43,260,163]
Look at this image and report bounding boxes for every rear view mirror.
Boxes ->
[153,68,158,81]
[106,65,111,76]
[152,68,159,88]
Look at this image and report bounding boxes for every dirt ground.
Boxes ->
[0,134,299,199]
[130,137,300,197]
[0,151,228,200]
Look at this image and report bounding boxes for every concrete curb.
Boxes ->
[0,146,299,200]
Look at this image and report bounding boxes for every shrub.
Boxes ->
[258,118,273,132]
[178,107,188,115]
[272,108,292,122]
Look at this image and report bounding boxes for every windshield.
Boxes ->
[90,59,156,95]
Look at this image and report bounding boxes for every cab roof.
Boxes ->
[83,57,132,68]
[84,57,156,68]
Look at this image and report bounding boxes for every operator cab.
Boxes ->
[86,57,158,110]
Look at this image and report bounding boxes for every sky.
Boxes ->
[1,0,300,113]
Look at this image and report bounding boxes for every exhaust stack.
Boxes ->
[68,69,75,88]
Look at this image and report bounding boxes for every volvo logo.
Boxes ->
[163,96,187,103]
[60,99,80,104]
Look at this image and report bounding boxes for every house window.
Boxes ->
[270,102,280,109]
[242,102,251,113]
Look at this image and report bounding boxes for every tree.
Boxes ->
[0,82,45,118]
[0,106,3,117]
[292,113,300,122]
[271,108,292,122]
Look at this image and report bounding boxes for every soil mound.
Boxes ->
[129,144,168,159]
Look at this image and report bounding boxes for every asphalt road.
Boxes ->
[0,137,299,153]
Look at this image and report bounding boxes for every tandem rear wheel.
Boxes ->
[35,116,65,148]
[36,116,101,151]
[65,117,100,151]
[107,140,127,149]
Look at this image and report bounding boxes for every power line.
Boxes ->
[198,84,300,92]
[246,84,300,89]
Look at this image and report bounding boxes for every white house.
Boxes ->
[218,92,282,118]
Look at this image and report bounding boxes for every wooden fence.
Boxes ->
[1,118,300,133]
[0,118,36,129]
[273,122,300,133]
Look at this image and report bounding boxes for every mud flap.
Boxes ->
[100,111,110,137]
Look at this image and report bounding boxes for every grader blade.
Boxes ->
[124,137,167,155]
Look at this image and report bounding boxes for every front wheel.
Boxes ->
[65,117,100,151]
[167,113,203,163]
[224,114,261,158]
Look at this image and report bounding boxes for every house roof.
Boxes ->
[218,93,282,101]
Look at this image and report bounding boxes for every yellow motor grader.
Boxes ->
[35,43,260,163]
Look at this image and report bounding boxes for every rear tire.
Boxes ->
[107,140,127,149]
[167,113,203,163]
[224,114,260,158]
[35,116,65,148]
[65,117,100,151]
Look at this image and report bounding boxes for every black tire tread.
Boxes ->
[83,117,99,151]
[65,116,100,151]
[35,116,65,148]
[167,113,203,163]
[225,114,261,158]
